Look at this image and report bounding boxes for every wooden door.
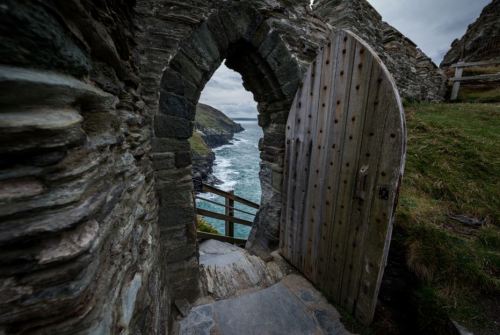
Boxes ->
[280,29,406,324]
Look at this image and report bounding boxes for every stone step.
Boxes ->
[177,274,352,335]
[199,239,291,300]
[176,240,352,335]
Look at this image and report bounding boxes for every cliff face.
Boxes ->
[191,104,244,183]
[190,131,216,183]
[314,0,446,101]
[194,104,244,148]
[441,0,500,67]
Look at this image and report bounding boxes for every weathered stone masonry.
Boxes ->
[0,0,444,334]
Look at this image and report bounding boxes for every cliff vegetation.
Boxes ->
[190,103,244,183]
[397,103,500,334]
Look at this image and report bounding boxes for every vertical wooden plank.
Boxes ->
[282,67,312,261]
[304,35,341,282]
[299,46,327,275]
[353,69,405,324]
[281,88,300,258]
[291,55,322,268]
[331,40,375,305]
[322,31,357,298]
[315,32,344,288]
[451,62,464,101]
[341,60,392,312]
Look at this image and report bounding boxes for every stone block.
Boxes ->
[0,0,91,77]
[262,130,285,149]
[166,243,197,264]
[151,152,175,171]
[155,167,192,186]
[159,91,196,120]
[160,69,199,101]
[257,30,282,59]
[151,137,191,154]
[190,22,221,65]
[175,151,192,168]
[169,51,204,85]
[158,205,195,230]
[154,114,193,139]
[271,170,283,192]
[158,187,193,207]
[206,14,229,52]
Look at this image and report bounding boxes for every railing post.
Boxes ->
[451,60,464,101]
[225,190,235,240]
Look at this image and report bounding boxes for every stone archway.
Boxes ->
[147,2,309,302]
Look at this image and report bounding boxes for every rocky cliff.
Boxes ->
[315,0,446,102]
[441,0,500,67]
[194,104,244,147]
[190,104,244,183]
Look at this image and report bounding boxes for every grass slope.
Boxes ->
[397,103,500,333]
[195,103,242,133]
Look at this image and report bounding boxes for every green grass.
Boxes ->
[397,103,500,332]
[195,103,239,132]
[189,131,212,156]
[458,86,500,103]
[196,216,219,234]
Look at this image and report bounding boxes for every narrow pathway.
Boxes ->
[174,240,352,335]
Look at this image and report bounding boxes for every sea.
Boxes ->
[195,120,262,239]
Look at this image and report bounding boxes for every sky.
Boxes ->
[200,0,490,119]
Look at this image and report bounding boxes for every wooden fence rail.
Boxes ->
[194,182,259,246]
[450,59,500,101]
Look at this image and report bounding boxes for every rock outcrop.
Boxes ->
[190,104,243,183]
[441,0,500,67]
[190,131,216,183]
[195,104,244,148]
[315,0,446,101]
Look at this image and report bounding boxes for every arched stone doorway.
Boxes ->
[143,2,322,302]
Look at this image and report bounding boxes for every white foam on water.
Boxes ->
[213,156,238,191]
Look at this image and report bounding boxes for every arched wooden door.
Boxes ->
[280,29,406,324]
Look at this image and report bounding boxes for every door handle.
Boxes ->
[356,165,369,201]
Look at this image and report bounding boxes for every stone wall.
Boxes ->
[0,0,447,333]
[441,0,500,67]
[314,0,446,101]
[0,0,165,333]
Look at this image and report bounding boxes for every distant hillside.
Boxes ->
[195,103,244,147]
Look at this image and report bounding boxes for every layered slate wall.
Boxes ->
[0,0,165,334]
[315,0,446,102]
[0,0,443,333]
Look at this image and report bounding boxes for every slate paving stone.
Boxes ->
[178,241,350,335]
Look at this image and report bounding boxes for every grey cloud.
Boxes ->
[200,62,258,119]
[367,0,490,63]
